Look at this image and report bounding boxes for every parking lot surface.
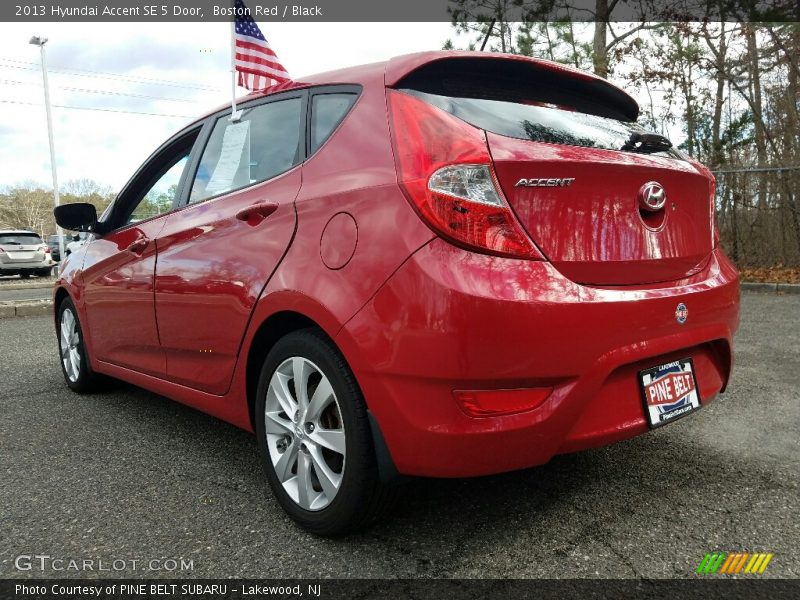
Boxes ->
[1,292,797,579]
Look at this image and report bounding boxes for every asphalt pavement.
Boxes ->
[0,292,797,579]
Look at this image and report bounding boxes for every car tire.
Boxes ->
[57,298,104,393]
[19,272,31,279]
[37,268,52,277]
[255,328,397,536]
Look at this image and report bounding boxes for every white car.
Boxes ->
[64,232,89,257]
[0,230,55,278]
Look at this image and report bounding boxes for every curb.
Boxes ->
[0,281,56,291]
[741,282,800,294]
[0,300,52,319]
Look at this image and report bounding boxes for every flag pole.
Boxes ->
[229,19,241,122]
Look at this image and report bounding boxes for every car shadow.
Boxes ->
[86,377,749,558]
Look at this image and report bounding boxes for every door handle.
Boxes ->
[236,201,279,224]
[126,236,150,255]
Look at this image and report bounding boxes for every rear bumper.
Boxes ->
[337,240,739,478]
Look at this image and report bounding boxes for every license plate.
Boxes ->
[9,252,34,261]
[639,358,701,428]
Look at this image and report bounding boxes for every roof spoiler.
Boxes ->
[385,51,639,122]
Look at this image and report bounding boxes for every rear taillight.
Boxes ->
[40,245,50,253]
[387,90,542,259]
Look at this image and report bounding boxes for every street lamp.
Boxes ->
[29,34,65,266]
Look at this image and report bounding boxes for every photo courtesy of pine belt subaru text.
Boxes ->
[52,51,740,536]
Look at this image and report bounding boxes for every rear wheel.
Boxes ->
[19,272,30,279]
[57,298,103,393]
[37,268,52,277]
[255,329,396,535]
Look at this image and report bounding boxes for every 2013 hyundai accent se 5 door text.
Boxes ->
[52,51,740,535]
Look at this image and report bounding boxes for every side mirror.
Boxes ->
[54,203,97,232]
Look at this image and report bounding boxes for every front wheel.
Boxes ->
[255,329,396,536]
[57,298,103,393]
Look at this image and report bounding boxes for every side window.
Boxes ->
[126,153,189,225]
[190,97,302,204]
[310,93,357,153]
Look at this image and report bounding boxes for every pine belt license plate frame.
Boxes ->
[638,357,701,428]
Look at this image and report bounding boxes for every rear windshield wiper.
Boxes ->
[621,132,672,154]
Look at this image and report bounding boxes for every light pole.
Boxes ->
[29,35,65,265]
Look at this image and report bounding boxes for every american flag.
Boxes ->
[233,0,290,91]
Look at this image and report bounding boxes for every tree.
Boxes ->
[440,10,800,266]
[0,180,116,238]
[445,0,661,78]
[0,184,53,238]
[444,0,532,53]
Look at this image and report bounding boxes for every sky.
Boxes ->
[0,22,453,191]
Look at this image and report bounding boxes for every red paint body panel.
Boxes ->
[52,51,740,482]
[264,71,434,332]
[488,133,714,285]
[154,168,301,395]
[336,239,738,477]
[80,219,168,377]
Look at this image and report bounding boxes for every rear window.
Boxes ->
[397,58,680,159]
[0,233,43,245]
[310,93,357,153]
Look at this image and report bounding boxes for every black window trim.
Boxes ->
[175,88,309,209]
[98,122,209,235]
[306,84,363,158]
[97,83,363,231]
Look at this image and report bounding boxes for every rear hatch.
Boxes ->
[395,56,714,285]
[0,232,46,263]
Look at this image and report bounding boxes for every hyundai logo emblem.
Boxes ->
[639,181,667,212]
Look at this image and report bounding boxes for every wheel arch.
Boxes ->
[243,305,403,484]
[53,286,71,328]
[244,309,335,433]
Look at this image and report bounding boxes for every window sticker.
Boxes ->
[205,120,251,196]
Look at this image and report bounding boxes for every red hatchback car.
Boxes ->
[54,51,739,535]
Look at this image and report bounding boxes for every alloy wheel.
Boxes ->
[59,308,81,382]
[265,356,346,511]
